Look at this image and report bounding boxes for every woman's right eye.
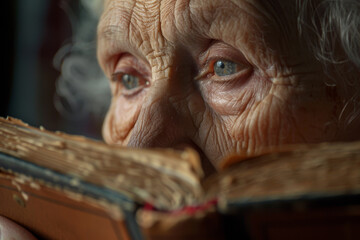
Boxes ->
[121,74,140,90]
[111,71,150,96]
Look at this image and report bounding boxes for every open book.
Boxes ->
[0,117,360,240]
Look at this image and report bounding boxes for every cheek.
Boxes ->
[228,90,295,152]
[227,84,337,153]
[287,85,338,142]
[103,95,142,144]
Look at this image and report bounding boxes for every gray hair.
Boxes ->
[298,0,360,68]
[297,0,360,130]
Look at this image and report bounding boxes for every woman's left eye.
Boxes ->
[213,60,238,76]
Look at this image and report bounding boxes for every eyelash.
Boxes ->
[196,58,240,80]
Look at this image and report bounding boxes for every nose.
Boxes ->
[125,59,217,175]
[126,65,198,149]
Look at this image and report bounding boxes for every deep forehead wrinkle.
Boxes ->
[100,1,246,36]
[99,0,166,56]
[98,0,293,65]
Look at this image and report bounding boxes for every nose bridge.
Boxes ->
[127,57,195,148]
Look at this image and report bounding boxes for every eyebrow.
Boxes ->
[98,25,123,42]
[98,20,143,60]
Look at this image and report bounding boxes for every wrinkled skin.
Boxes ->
[97,0,353,171]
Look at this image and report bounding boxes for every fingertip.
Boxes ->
[0,216,37,240]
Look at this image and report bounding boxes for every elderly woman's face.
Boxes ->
[97,0,340,169]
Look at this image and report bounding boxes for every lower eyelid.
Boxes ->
[207,66,253,83]
[122,88,143,97]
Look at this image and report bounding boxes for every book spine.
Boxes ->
[0,152,144,240]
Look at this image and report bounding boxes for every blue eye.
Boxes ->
[122,74,139,90]
[112,71,150,96]
[213,60,237,76]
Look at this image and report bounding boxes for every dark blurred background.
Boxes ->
[2,0,109,140]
